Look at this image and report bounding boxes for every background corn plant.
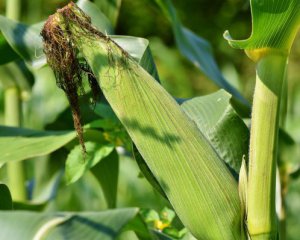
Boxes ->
[0,0,300,239]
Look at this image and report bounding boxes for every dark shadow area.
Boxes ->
[60,215,117,238]
[12,23,30,60]
[0,125,73,137]
[254,0,289,13]
[122,117,181,149]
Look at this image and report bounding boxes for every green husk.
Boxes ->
[41,3,244,239]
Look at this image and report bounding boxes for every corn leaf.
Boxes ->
[0,183,13,210]
[91,149,119,209]
[0,126,76,164]
[0,33,20,65]
[0,208,139,240]
[0,16,44,68]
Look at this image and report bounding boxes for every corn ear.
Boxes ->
[41,3,244,239]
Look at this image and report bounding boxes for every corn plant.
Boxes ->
[0,0,300,239]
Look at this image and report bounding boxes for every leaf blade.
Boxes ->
[0,126,76,164]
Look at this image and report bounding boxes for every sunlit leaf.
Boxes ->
[133,144,166,198]
[65,142,114,184]
[0,126,76,164]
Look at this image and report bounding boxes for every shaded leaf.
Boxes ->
[0,16,44,68]
[13,202,46,211]
[91,149,119,209]
[122,212,153,240]
[152,230,175,240]
[0,61,31,90]
[0,183,13,210]
[0,208,139,240]
[0,33,20,65]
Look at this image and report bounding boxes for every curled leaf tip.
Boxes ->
[224,0,300,60]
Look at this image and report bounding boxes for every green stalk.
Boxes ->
[5,0,21,20]
[4,88,26,201]
[4,0,26,201]
[247,51,287,239]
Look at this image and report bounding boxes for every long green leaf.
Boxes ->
[0,208,139,240]
[154,0,248,106]
[0,17,44,68]
[0,126,76,164]
[46,4,243,239]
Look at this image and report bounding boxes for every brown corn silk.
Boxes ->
[41,2,104,154]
